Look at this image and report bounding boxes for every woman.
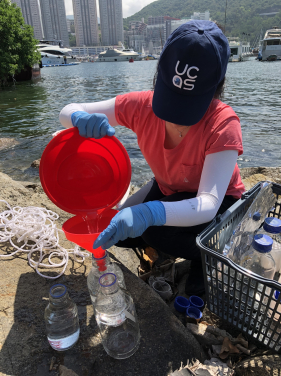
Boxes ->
[59,20,245,295]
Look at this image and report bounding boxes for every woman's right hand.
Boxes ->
[71,111,115,139]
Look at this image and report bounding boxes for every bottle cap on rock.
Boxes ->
[253,234,273,253]
[263,217,281,234]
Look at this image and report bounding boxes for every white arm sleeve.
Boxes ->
[59,97,118,128]
[162,150,239,227]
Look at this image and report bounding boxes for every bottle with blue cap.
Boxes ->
[87,251,126,307]
[225,211,261,263]
[239,234,276,280]
[44,284,80,351]
[95,273,140,359]
[256,217,281,273]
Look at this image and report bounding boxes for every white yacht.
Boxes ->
[96,46,142,62]
[260,27,281,61]
[228,37,251,62]
[37,40,78,66]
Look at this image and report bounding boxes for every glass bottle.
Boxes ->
[239,234,275,279]
[257,217,281,273]
[44,284,80,351]
[87,251,126,306]
[95,273,140,359]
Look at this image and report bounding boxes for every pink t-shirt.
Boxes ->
[115,91,245,199]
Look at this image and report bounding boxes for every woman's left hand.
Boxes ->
[93,201,166,250]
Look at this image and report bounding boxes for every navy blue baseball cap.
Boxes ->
[152,20,230,126]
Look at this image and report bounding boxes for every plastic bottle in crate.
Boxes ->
[44,284,80,351]
[225,182,276,263]
[239,234,275,279]
[256,217,281,273]
[223,212,261,260]
[95,273,140,359]
[87,252,126,306]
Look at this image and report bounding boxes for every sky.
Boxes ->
[64,0,156,18]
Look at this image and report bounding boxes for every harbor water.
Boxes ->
[0,58,281,186]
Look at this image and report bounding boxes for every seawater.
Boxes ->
[0,58,281,186]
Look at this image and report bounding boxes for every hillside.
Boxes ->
[123,0,281,43]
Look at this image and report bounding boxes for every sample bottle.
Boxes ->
[95,273,140,359]
[44,284,80,351]
[225,212,261,262]
[257,217,281,273]
[239,234,275,280]
[87,251,126,306]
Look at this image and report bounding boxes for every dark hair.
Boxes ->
[152,64,225,100]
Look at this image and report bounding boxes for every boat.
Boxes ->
[260,27,281,61]
[37,40,78,66]
[96,45,142,62]
[143,54,157,60]
[228,37,251,62]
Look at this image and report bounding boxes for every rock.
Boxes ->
[0,138,19,151]
[59,365,79,376]
[30,158,41,168]
[185,322,223,347]
[240,167,281,187]
[241,173,274,191]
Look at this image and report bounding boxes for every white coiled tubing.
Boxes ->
[0,200,89,279]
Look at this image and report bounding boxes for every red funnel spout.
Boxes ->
[62,209,118,271]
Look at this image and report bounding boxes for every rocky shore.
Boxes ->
[0,165,281,376]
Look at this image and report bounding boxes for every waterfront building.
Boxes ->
[66,15,75,33]
[191,11,210,21]
[146,16,179,50]
[165,19,191,39]
[125,20,147,51]
[11,0,43,40]
[99,0,124,46]
[39,0,69,46]
[72,0,99,47]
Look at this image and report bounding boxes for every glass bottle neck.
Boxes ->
[99,273,119,295]
[49,293,69,306]
[92,251,110,272]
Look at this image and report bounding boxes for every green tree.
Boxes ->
[0,0,40,83]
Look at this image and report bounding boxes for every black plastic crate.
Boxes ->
[196,182,281,351]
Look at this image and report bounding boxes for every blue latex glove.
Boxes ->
[71,111,115,139]
[93,201,166,250]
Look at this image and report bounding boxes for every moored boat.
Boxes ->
[37,40,78,66]
[228,37,251,62]
[96,46,142,62]
[260,27,281,61]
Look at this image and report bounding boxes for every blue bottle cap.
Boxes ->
[263,217,281,234]
[186,306,202,320]
[189,295,205,311]
[174,296,190,313]
[252,234,273,253]
[275,290,280,300]
[253,212,261,221]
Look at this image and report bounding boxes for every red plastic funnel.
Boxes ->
[62,209,118,270]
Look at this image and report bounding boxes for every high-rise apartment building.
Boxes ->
[11,0,43,40]
[39,0,69,46]
[72,0,99,47]
[99,0,124,46]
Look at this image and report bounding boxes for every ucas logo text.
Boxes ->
[172,61,199,91]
